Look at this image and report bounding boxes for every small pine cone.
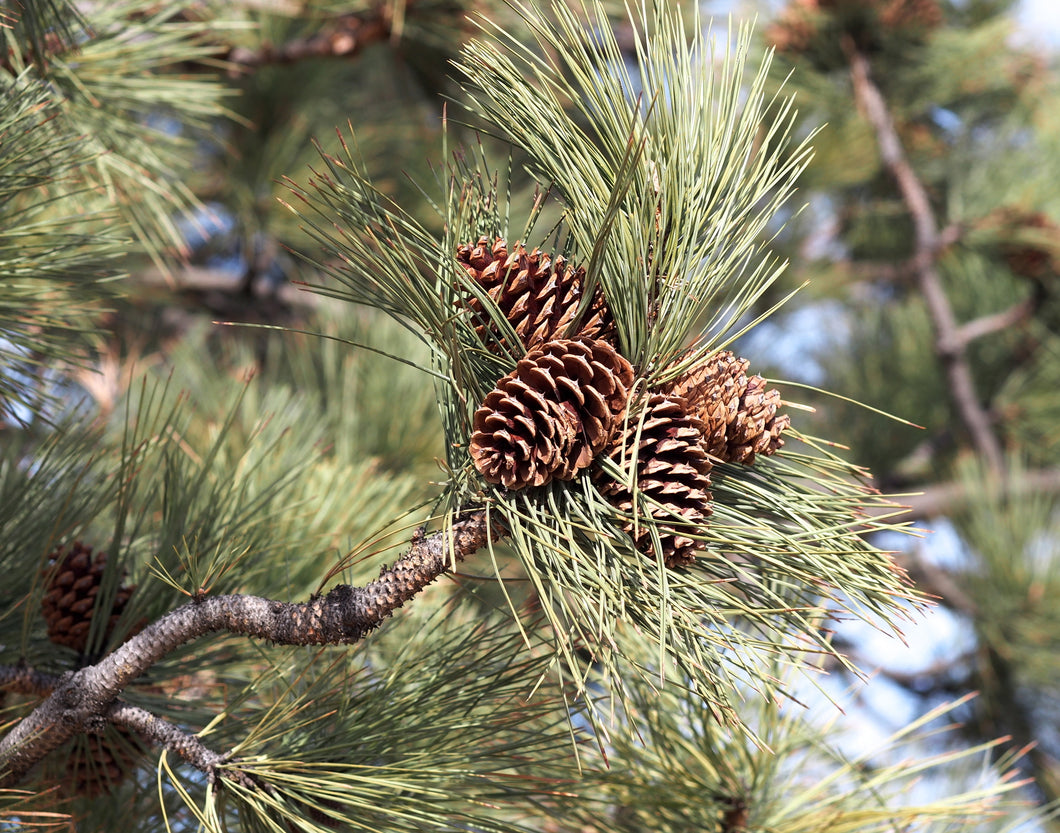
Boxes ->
[455,236,614,349]
[470,338,634,490]
[64,726,142,797]
[668,351,789,465]
[1001,211,1058,283]
[41,542,135,654]
[597,394,713,569]
[764,3,819,54]
[725,375,791,464]
[764,0,822,54]
[765,17,816,54]
[879,0,942,30]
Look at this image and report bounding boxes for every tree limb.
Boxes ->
[864,467,1060,521]
[955,297,1035,346]
[106,701,259,790]
[846,42,1006,474]
[224,9,392,75]
[0,510,494,788]
[0,663,60,698]
[1,666,266,790]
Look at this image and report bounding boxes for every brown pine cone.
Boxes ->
[764,0,820,54]
[725,375,790,464]
[667,351,789,465]
[470,338,634,489]
[1000,211,1059,283]
[597,393,714,569]
[41,541,135,654]
[767,0,940,60]
[455,236,614,349]
[879,0,942,30]
[63,726,143,797]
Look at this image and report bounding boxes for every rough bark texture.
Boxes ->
[0,511,493,788]
[107,701,258,789]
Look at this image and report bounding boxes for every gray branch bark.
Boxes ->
[955,297,1035,346]
[0,510,493,788]
[107,701,260,790]
[864,467,1060,521]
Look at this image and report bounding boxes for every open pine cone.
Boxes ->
[766,0,941,61]
[455,236,614,349]
[1000,210,1059,283]
[597,393,714,569]
[470,337,633,489]
[62,726,143,797]
[41,541,135,654]
[878,0,943,29]
[667,351,789,465]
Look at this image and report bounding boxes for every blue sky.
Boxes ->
[1018,0,1060,45]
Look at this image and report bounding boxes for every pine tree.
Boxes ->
[759,0,1060,814]
[0,0,1050,830]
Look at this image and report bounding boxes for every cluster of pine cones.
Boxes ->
[456,237,790,569]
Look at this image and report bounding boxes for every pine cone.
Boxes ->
[41,541,135,654]
[63,726,142,797]
[878,0,942,29]
[470,338,634,490]
[668,351,789,465]
[768,0,939,60]
[727,375,790,464]
[455,236,614,349]
[765,0,820,54]
[597,393,714,569]
[1001,211,1058,283]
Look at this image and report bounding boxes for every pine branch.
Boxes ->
[979,642,1060,806]
[845,41,1006,474]
[0,666,259,789]
[0,510,494,788]
[0,664,59,698]
[954,297,1036,346]
[106,701,260,790]
[865,466,1060,521]
[224,8,392,74]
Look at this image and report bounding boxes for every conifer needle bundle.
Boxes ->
[285,0,918,733]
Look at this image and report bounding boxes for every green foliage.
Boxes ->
[456,3,811,369]
[995,339,1060,468]
[0,0,235,424]
[166,601,584,833]
[4,0,1055,829]
[763,0,1059,482]
[282,0,916,743]
[1,0,232,264]
[950,457,1060,778]
[564,657,1036,833]
[0,72,119,425]
[757,0,1060,818]
[0,322,433,748]
[813,293,948,479]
